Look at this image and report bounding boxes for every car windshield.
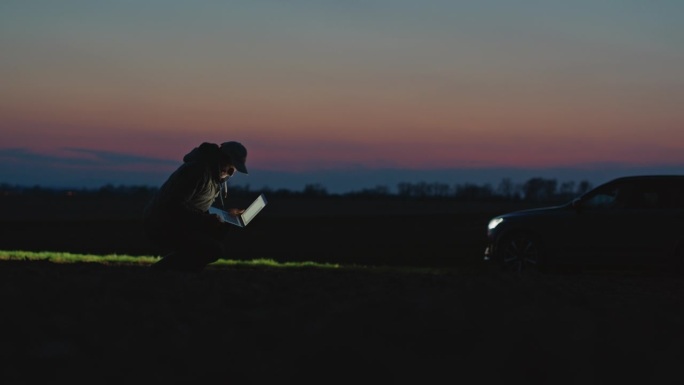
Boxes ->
[581,185,622,209]
[580,178,684,210]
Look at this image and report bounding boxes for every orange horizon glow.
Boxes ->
[2,1,683,188]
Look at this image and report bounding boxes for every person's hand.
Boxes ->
[209,213,224,224]
[228,208,245,216]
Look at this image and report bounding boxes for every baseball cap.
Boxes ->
[219,141,248,174]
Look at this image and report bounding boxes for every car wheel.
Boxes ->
[673,243,684,275]
[498,232,544,272]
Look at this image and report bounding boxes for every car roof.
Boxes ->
[604,175,684,187]
[609,175,684,182]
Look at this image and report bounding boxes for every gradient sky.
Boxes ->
[2,1,683,192]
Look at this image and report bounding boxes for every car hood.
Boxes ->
[498,203,571,219]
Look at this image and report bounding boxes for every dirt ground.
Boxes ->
[0,195,519,266]
[3,195,684,384]
[2,259,684,385]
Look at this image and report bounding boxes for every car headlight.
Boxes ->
[487,217,504,231]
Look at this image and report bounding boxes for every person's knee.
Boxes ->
[196,241,226,265]
[148,231,227,270]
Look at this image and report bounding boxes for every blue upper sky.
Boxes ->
[2,1,683,193]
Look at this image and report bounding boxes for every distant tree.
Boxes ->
[0,183,16,196]
[397,182,426,198]
[559,181,575,195]
[413,182,432,198]
[2,177,600,202]
[396,181,452,198]
[396,182,412,198]
[522,177,557,202]
[557,181,576,200]
[577,180,593,195]
[302,183,328,197]
[347,185,391,199]
[268,187,298,198]
[455,183,494,201]
[496,178,519,200]
[431,182,452,198]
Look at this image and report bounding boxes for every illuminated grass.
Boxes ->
[0,250,462,275]
[0,250,157,265]
[0,250,342,269]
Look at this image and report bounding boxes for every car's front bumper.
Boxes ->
[483,243,493,262]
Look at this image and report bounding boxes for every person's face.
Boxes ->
[220,162,237,180]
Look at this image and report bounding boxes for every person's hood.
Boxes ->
[182,142,223,183]
[183,142,222,164]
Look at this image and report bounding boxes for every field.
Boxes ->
[0,194,524,266]
[2,194,684,384]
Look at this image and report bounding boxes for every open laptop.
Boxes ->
[208,193,267,227]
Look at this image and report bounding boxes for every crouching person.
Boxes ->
[143,141,248,272]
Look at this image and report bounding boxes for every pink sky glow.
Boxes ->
[2,1,683,191]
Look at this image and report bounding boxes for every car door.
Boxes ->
[569,181,643,264]
[631,181,684,265]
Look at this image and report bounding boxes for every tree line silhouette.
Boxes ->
[1,176,593,204]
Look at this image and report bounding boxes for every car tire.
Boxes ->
[497,231,546,272]
[672,243,684,275]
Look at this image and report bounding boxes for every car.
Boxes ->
[484,175,684,272]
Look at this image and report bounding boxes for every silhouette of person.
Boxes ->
[143,141,248,272]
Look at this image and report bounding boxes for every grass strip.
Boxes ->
[0,249,343,269]
[0,250,460,275]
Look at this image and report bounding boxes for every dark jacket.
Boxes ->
[143,143,226,230]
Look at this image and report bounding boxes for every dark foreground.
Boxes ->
[3,260,684,385]
[0,196,509,267]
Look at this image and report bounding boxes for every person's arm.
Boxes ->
[228,208,245,216]
[164,164,217,227]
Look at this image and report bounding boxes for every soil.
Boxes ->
[2,260,684,384]
[2,195,684,384]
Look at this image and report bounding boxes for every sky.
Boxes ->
[2,1,683,194]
